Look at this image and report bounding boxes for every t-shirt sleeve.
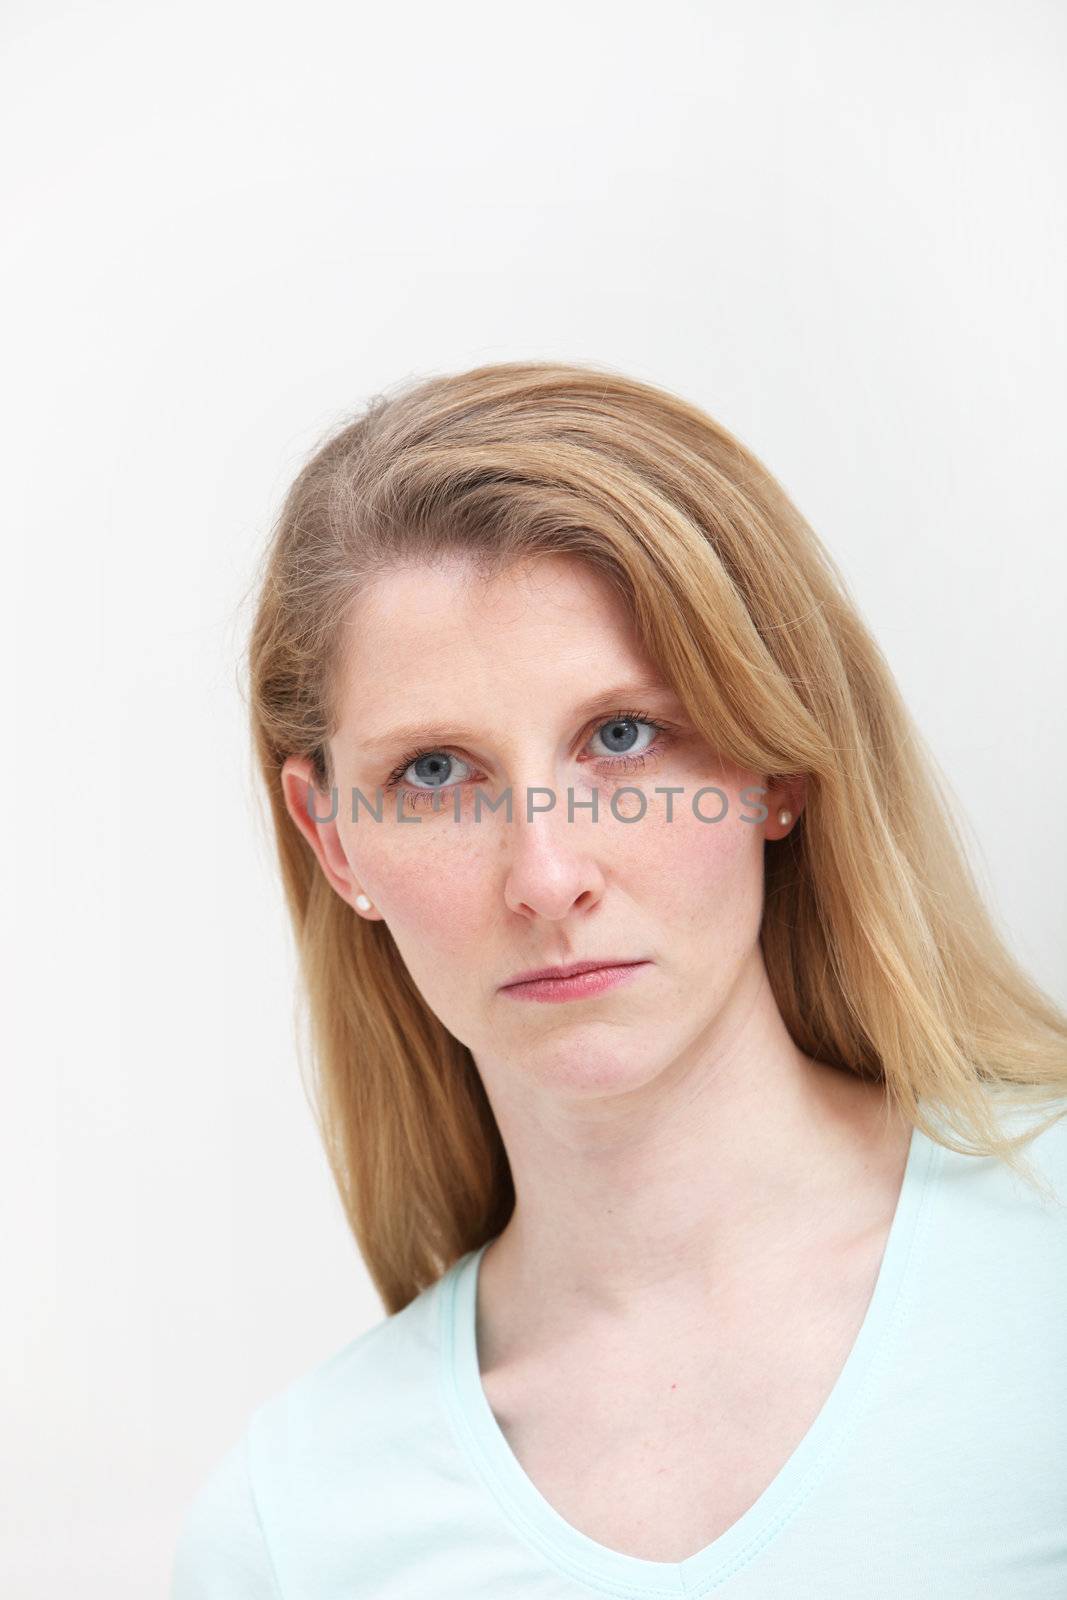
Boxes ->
[170,1426,283,1600]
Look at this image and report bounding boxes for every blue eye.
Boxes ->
[387,750,473,792]
[381,707,671,800]
[587,715,659,759]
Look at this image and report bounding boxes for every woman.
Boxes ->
[172,361,1067,1597]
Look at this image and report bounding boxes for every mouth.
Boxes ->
[499,959,651,1004]
[502,957,647,987]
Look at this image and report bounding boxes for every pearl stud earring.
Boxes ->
[778,809,793,827]
[355,893,372,912]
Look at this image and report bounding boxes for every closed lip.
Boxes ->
[500,958,647,989]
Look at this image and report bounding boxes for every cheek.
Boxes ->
[632,801,764,941]
[341,822,491,950]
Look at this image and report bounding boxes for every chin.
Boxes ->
[515,1030,666,1097]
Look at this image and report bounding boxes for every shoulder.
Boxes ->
[927,1090,1067,1232]
[247,1266,446,1472]
[1011,1097,1067,1211]
[170,1269,448,1598]
[987,1091,1067,1204]
[171,1427,280,1600]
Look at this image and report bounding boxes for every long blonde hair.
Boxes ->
[245,360,1067,1314]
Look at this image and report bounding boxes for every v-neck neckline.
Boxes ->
[438,1119,941,1598]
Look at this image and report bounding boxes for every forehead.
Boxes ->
[353,553,627,638]
[337,554,655,702]
[330,555,680,760]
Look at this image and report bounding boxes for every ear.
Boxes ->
[767,773,807,839]
[279,754,374,912]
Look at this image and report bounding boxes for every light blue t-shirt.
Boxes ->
[171,1106,1067,1598]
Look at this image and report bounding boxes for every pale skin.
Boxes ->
[281,552,914,1562]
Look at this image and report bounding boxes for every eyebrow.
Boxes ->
[356,680,680,755]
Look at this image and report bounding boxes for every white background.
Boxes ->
[2,1,1064,1593]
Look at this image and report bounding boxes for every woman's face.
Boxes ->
[282,554,801,1099]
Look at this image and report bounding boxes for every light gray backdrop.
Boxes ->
[2,1,1063,1593]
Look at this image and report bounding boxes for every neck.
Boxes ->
[475,957,909,1350]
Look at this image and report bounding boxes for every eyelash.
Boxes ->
[382,707,674,797]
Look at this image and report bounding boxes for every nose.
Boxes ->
[501,792,607,921]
